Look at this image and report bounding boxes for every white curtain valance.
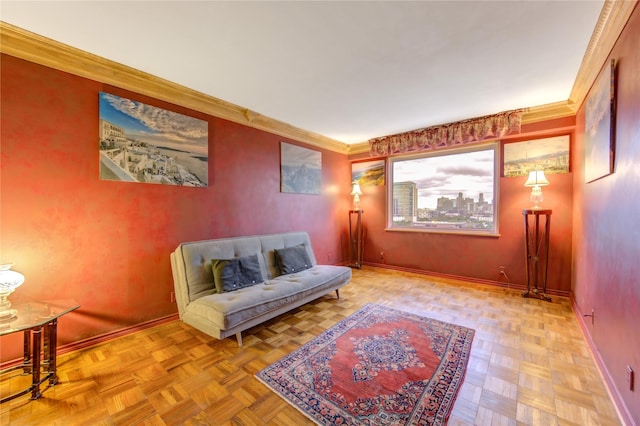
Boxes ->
[368,109,523,157]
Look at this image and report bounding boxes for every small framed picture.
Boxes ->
[280,142,322,194]
[504,135,570,177]
[352,159,385,186]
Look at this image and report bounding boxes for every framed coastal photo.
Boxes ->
[352,159,385,186]
[280,142,322,194]
[504,135,570,177]
[99,92,208,187]
[584,59,616,183]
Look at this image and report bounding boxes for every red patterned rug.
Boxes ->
[256,303,475,425]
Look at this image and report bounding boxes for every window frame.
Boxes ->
[386,141,500,237]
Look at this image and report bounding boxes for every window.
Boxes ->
[388,142,499,235]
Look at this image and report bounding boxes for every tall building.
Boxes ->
[393,181,418,222]
[437,196,455,211]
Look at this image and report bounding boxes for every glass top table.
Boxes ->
[0,299,80,335]
[0,298,80,403]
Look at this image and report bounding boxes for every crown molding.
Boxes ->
[569,0,637,108]
[347,142,372,156]
[2,1,635,158]
[0,21,350,155]
[522,100,576,124]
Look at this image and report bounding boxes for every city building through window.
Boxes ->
[387,142,499,235]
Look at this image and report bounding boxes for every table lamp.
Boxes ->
[351,181,362,210]
[0,264,25,319]
[524,170,550,209]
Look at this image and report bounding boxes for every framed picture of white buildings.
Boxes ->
[99,92,208,187]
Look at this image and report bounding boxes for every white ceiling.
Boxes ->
[1,1,604,144]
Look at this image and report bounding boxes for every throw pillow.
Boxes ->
[211,258,242,293]
[274,244,312,275]
[238,254,263,285]
[211,254,264,293]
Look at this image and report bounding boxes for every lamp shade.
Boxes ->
[524,170,549,187]
[351,182,362,196]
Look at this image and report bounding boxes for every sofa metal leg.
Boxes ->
[236,332,243,347]
[335,289,340,299]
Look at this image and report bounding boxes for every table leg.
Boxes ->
[46,319,58,385]
[30,326,42,400]
[23,330,32,374]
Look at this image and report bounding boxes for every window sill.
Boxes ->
[384,227,501,238]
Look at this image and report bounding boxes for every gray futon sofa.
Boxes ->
[170,232,352,346]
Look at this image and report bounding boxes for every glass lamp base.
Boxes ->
[0,291,16,320]
[0,308,17,321]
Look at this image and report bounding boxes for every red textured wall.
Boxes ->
[351,119,576,294]
[572,4,640,423]
[0,55,351,362]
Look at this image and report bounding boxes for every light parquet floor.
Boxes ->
[0,267,622,425]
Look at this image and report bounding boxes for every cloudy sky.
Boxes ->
[99,92,208,155]
[392,148,495,209]
[281,142,321,169]
[504,135,569,162]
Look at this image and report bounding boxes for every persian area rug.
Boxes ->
[256,303,475,426]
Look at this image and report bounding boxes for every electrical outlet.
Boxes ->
[498,266,508,279]
[170,292,175,303]
[380,251,384,259]
[627,366,634,391]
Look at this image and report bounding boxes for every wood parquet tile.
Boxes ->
[0,267,622,425]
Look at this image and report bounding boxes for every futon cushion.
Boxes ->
[212,254,263,293]
[186,264,352,331]
[274,244,312,274]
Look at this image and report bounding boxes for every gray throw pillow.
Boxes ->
[274,245,312,275]
[238,254,263,284]
[211,254,263,293]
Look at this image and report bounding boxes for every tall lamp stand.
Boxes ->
[348,210,363,269]
[522,209,552,301]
